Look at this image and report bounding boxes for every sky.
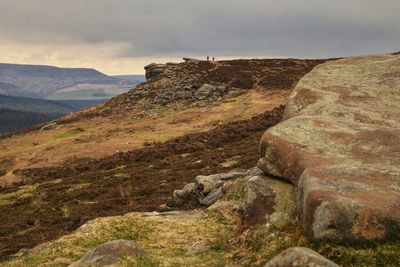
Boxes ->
[0,0,399,75]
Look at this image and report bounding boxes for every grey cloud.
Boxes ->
[0,0,399,58]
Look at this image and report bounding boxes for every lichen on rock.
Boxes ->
[258,54,400,243]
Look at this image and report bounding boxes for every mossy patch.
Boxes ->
[53,128,85,141]
[312,241,400,267]
[0,184,37,206]
[1,207,399,266]
[1,211,234,267]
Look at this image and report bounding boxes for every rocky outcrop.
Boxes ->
[264,247,339,267]
[69,239,145,267]
[144,63,167,80]
[97,58,325,117]
[182,57,201,63]
[172,168,296,227]
[135,62,248,106]
[258,54,400,242]
[172,170,247,208]
[195,83,226,100]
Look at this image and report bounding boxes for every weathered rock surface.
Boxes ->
[173,182,201,207]
[69,239,145,267]
[182,57,200,63]
[199,187,225,207]
[173,170,248,208]
[258,54,400,242]
[243,175,295,227]
[195,83,229,100]
[142,61,244,106]
[196,172,243,194]
[284,54,400,128]
[172,168,296,227]
[144,63,167,80]
[264,247,339,267]
[91,58,324,118]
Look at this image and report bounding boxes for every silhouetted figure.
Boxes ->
[212,57,215,61]
[207,56,209,61]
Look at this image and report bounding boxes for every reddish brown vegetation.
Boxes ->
[205,59,326,90]
[0,106,284,259]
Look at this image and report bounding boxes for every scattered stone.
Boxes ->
[40,122,57,131]
[227,87,243,97]
[195,175,224,194]
[69,239,145,267]
[195,84,215,100]
[173,182,201,206]
[200,187,224,207]
[158,204,173,212]
[192,160,203,165]
[264,247,339,267]
[243,176,276,226]
[173,183,199,199]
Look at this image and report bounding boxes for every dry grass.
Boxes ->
[0,90,286,186]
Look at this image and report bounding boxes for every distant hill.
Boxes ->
[0,63,144,100]
[0,94,106,133]
[112,75,146,83]
[53,99,108,110]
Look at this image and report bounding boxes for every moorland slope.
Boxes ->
[0,58,324,260]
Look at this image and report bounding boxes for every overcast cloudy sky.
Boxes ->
[0,0,399,74]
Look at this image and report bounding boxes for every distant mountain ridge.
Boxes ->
[0,63,144,100]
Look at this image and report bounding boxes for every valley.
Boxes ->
[0,63,144,133]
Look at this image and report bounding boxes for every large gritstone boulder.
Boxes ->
[258,54,400,243]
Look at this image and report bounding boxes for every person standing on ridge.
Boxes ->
[212,57,215,61]
[207,56,209,61]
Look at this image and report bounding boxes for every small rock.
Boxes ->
[208,200,243,219]
[173,182,199,199]
[243,176,276,226]
[264,247,339,267]
[176,90,193,99]
[200,187,224,207]
[158,204,173,212]
[173,182,201,207]
[195,175,224,194]
[195,84,215,100]
[185,240,211,254]
[69,239,145,267]
[40,122,57,131]
[227,88,243,96]
[179,153,191,159]
[216,85,228,93]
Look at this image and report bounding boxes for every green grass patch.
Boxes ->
[54,128,84,141]
[0,184,37,206]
